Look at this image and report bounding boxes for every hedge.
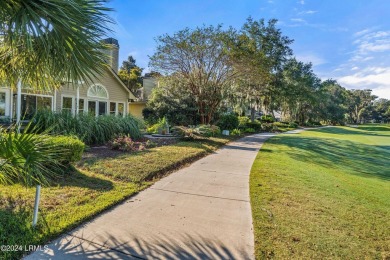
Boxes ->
[45,135,85,164]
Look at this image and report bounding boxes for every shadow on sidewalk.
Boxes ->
[27,231,251,259]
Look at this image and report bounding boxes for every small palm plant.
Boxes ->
[0,125,66,186]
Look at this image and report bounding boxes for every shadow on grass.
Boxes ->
[51,167,114,191]
[26,231,248,260]
[272,135,390,181]
[309,127,390,137]
[357,125,390,132]
[222,134,276,152]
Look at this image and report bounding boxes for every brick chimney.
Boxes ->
[102,38,119,73]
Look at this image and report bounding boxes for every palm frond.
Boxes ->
[0,0,113,90]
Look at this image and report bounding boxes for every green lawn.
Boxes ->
[250,125,390,259]
[79,138,231,182]
[0,136,234,260]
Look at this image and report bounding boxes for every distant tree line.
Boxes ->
[142,17,387,126]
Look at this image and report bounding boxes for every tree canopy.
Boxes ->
[0,0,112,90]
[118,55,143,94]
[146,17,384,126]
[149,25,237,124]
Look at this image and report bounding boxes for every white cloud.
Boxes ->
[338,67,390,99]
[359,42,390,52]
[298,10,318,15]
[352,30,390,55]
[372,87,390,99]
[290,18,305,23]
[330,29,390,99]
[354,28,372,37]
[296,53,327,66]
[298,0,305,4]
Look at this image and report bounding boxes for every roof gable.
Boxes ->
[105,66,137,99]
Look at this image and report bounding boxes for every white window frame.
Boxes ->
[97,100,108,116]
[107,101,125,117]
[22,93,54,110]
[15,93,54,121]
[87,84,109,99]
[86,99,109,117]
[117,102,125,117]
[109,101,117,115]
[0,89,10,117]
[61,95,75,115]
[78,98,86,114]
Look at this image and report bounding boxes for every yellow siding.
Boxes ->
[129,103,146,118]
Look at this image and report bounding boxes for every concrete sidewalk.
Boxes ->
[26,133,276,260]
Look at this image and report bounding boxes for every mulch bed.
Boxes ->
[81,136,180,160]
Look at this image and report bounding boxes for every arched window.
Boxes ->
[87,84,109,99]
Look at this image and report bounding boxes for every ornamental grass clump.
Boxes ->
[32,110,142,145]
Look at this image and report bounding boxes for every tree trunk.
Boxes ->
[250,106,256,122]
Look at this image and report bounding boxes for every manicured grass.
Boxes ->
[250,126,390,259]
[0,136,234,259]
[79,137,233,182]
[0,169,143,260]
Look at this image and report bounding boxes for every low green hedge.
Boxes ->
[246,121,262,131]
[45,135,85,164]
[217,114,239,130]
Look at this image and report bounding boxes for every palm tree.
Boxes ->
[0,0,113,91]
[0,0,112,186]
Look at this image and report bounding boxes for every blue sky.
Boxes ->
[106,0,390,99]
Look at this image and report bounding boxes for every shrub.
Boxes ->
[32,110,142,145]
[261,123,273,132]
[171,125,220,139]
[146,117,168,134]
[238,116,250,128]
[108,135,146,152]
[260,115,274,123]
[304,120,322,127]
[231,128,241,136]
[244,128,256,133]
[197,125,221,137]
[311,121,322,126]
[146,124,158,134]
[171,126,197,140]
[217,113,239,130]
[273,122,289,128]
[246,120,262,131]
[288,122,299,128]
[45,135,85,164]
[145,140,158,148]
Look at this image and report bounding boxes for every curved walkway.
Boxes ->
[26,133,277,260]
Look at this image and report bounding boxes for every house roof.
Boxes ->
[106,66,137,100]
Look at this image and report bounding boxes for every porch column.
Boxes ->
[16,79,22,125]
[10,88,13,122]
[53,89,57,112]
[75,86,80,115]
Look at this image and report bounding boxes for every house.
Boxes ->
[0,38,137,122]
[128,75,158,118]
